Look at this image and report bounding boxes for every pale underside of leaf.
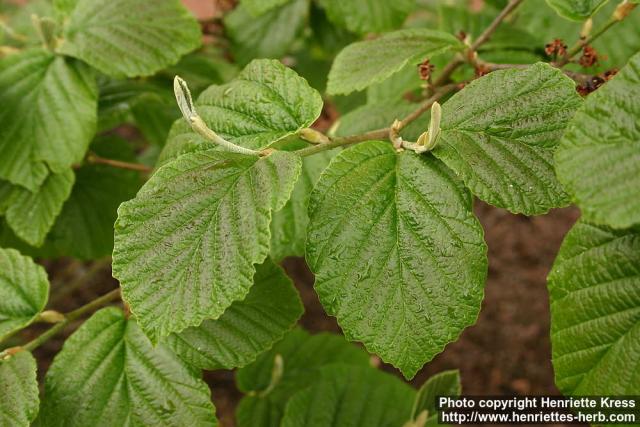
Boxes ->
[556,52,640,228]
[327,29,463,95]
[0,170,75,247]
[306,141,487,378]
[58,0,202,78]
[548,222,640,395]
[113,150,301,343]
[0,49,96,191]
[434,62,582,215]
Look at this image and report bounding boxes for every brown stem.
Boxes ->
[432,0,525,87]
[294,87,457,158]
[86,152,152,173]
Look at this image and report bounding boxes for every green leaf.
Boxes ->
[0,49,97,191]
[0,248,49,340]
[236,329,370,427]
[281,364,415,427]
[163,48,240,96]
[318,0,415,35]
[0,170,75,247]
[547,222,640,395]
[434,63,581,215]
[367,63,423,104]
[327,29,463,95]
[113,150,301,343]
[306,141,487,378]
[412,370,461,423]
[45,137,141,260]
[0,351,39,427]
[57,0,202,78]
[163,59,323,156]
[37,307,217,426]
[167,259,303,370]
[556,52,640,228]
[270,144,335,260]
[546,0,610,21]
[224,0,309,65]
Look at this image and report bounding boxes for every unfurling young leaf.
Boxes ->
[306,141,487,378]
[113,150,301,343]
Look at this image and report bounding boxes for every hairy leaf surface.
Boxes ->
[319,0,415,34]
[281,365,415,427]
[37,308,217,426]
[327,29,463,95]
[113,150,301,343]
[0,49,96,191]
[548,222,640,395]
[236,329,370,427]
[434,63,581,215]
[0,170,74,247]
[168,259,303,370]
[164,59,323,155]
[0,248,49,340]
[57,0,202,77]
[556,52,640,228]
[306,141,487,378]
[0,351,39,427]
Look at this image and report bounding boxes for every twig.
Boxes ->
[294,87,456,158]
[1,288,121,358]
[475,60,595,85]
[432,0,525,88]
[86,152,152,173]
[556,1,637,67]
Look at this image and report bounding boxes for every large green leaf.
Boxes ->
[327,29,463,95]
[163,59,323,156]
[57,0,201,78]
[224,0,309,66]
[37,308,217,426]
[548,222,640,395]
[0,49,97,191]
[0,170,74,247]
[0,248,49,340]
[306,141,487,378]
[556,52,640,229]
[235,329,370,427]
[167,259,303,370]
[270,144,335,260]
[318,0,415,35]
[546,0,610,21]
[0,351,39,427]
[434,63,581,215]
[281,364,415,427]
[113,150,301,343]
